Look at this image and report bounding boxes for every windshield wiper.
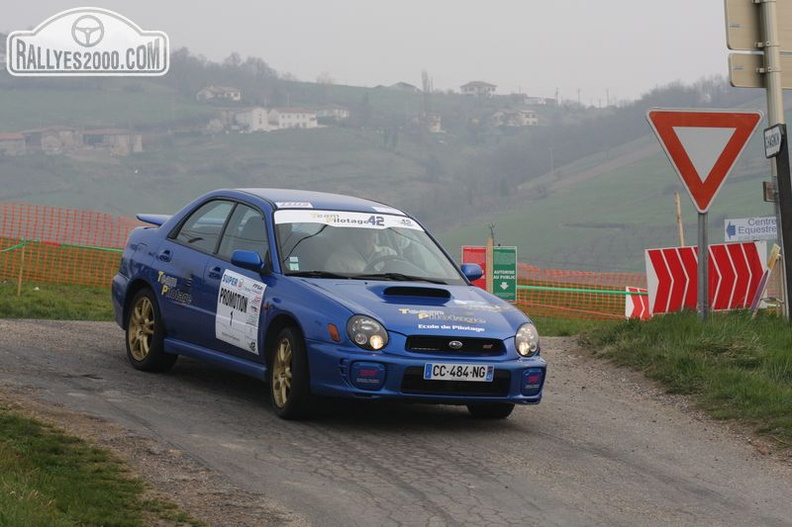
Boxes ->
[287,270,350,279]
[353,273,447,284]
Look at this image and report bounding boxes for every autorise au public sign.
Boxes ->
[646,109,762,213]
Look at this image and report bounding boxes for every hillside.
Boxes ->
[438,133,775,272]
[0,66,784,273]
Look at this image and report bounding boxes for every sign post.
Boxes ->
[647,109,762,320]
[726,0,792,321]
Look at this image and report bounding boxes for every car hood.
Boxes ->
[304,279,529,339]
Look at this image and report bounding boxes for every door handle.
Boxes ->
[208,266,223,280]
[157,249,172,262]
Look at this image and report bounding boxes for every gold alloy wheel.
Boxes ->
[271,337,293,408]
[128,295,154,362]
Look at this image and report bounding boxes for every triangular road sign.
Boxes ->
[647,109,762,213]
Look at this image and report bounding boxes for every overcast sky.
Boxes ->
[4,1,730,103]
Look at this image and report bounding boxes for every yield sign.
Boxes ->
[647,109,762,212]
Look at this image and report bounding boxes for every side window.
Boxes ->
[174,200,234,254]
[217,205,269,260]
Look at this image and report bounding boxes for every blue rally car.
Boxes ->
[112,189,546,420]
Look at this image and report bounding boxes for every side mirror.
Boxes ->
[461,263,483,282]
[231,250,267,273]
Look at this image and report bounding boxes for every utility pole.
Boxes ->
[674,191,685,247]
[727,0,792,321]
[759,0,792,320]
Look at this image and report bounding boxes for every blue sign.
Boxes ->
[724,216,777,242]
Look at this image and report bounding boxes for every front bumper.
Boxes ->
[305,339,547,405]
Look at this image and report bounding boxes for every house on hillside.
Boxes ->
[22,126,83,154]
[524,96,557,106]
[388,82,420,93]
[490,109,538,128]
[269,108,318,130]
[234,107,271,132]
[316,104,350,122]
[461,81,497,97]
[196,85,242,102]
[83,129,143,155]
[0,133,26,156]
[426,113,443,133]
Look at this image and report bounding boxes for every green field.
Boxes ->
[0,82,783,273]
[438,131,775,272]
[0,84,213,132]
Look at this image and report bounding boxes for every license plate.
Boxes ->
[423,363,494,382]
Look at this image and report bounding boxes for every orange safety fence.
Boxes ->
[516,263,647,320]
[0,202,142,288]
[1,202,651,319]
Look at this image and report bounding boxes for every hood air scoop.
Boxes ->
[382,286,451,299]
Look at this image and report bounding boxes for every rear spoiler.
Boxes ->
[136,213,171,227]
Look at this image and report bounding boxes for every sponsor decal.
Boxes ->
[417,323,486,333]
[157,271,192,305]
[6,7,169,76]
[274,210,424,231]
[397,308,486,325]
[215,270,266,354]
[451,299,510,313]
[275,201,313,209]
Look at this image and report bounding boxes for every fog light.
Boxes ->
[521,368,545,396]
[350,361,386,391]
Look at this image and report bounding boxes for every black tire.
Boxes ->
[466,403,515,419]
[269,327,312,420]
[125,288,177,373]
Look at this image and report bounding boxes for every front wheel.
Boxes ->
[466,403,515,419]
[270,327,312,420]
[125,288,177,373]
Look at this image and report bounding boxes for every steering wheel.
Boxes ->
[363,254,412,273]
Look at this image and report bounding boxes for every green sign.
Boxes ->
[493,246,517,301]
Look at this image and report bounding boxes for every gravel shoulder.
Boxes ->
[0,385,305,527]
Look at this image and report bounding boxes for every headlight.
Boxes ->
[515,323,539,357]
[347,315,388,351]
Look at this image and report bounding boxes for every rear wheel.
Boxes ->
[270,327,312,420]
[466,403,515,419]
[125,288,177,372]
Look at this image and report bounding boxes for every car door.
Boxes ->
[158,199,235,346]
[199,203,273,362]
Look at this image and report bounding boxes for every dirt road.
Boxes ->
[1,319,790,526]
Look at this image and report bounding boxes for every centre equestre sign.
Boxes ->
[645,242,767,314]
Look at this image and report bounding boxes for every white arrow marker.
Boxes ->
[500,282,508,290]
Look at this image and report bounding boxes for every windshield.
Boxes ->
[274,210,465,285]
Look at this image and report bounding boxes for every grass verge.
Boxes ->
[581,310,792,448]
[0,404,200,526]
[532,315,618,337]
[0,282,114,320]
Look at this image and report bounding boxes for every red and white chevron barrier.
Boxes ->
[645,242,766,315]
[625,287,650,320]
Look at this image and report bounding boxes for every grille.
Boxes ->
[400,367,511,396]
[405,336,505,356]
